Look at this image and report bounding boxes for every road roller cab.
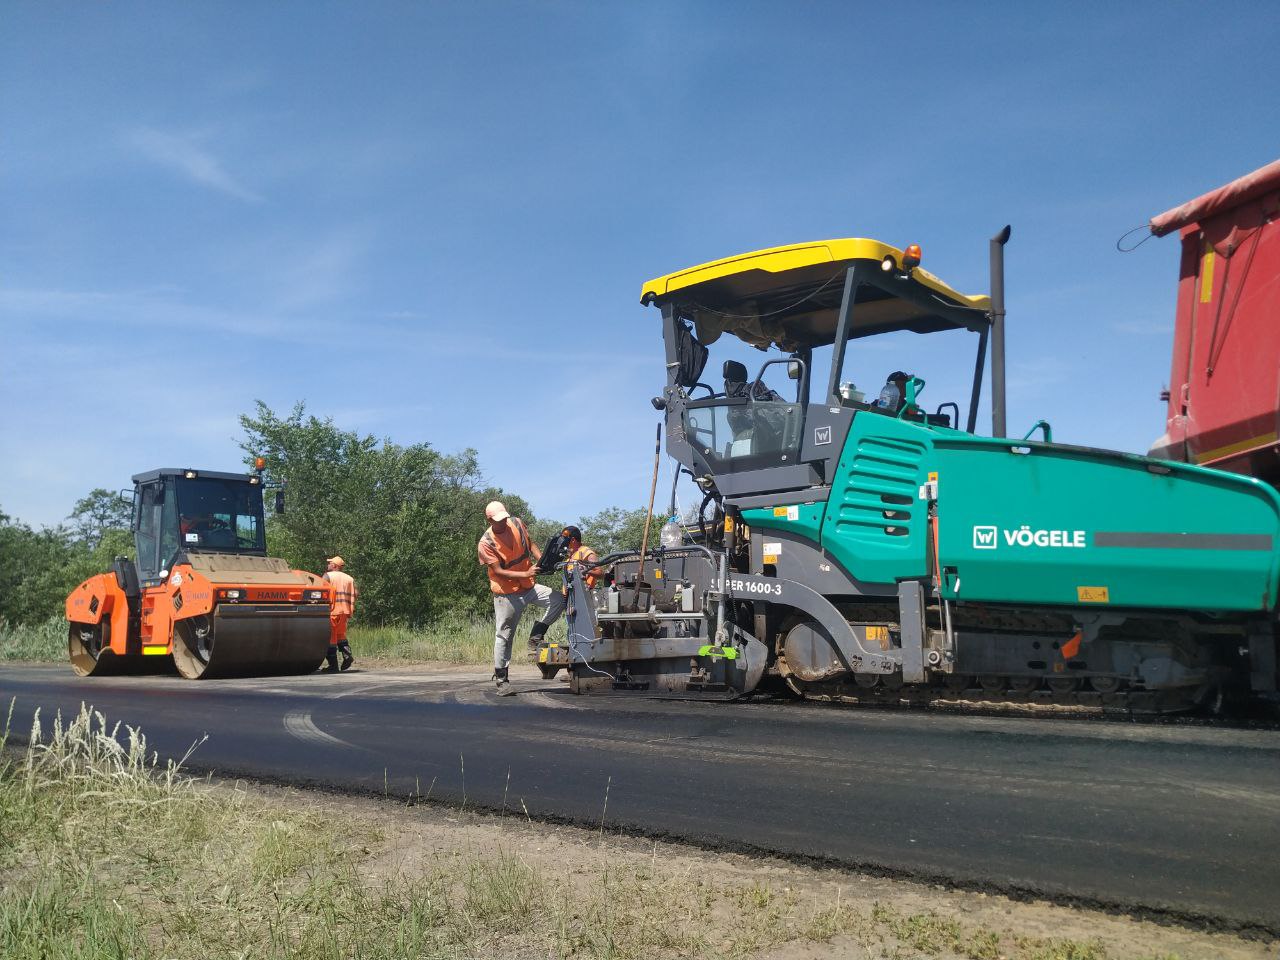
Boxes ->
[66,467,333,679]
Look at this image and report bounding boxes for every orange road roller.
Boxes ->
[65,467,332,679]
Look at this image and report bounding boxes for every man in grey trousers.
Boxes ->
[476,500,551,696]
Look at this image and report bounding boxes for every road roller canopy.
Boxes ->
[640,238,991,351]
[131,468,267,584]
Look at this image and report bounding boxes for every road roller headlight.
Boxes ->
[305,590,324,601]
[218,589,242,601]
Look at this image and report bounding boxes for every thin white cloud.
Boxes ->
[1006,357,1073,399]
[269,229,370,312]
[208,66,268,96]
[126,126,261,202]
[0,286,321,339]
[323,403,438,429]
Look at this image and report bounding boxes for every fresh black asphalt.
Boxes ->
[3,664,1278,935]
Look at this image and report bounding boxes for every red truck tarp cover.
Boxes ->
[1149,157,1280,484]
[1150,158,1280,236]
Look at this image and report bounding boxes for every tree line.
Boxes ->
[0,491,133,626]
[0,402,658,625]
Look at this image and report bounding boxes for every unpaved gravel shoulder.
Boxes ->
[234,779,1277,960]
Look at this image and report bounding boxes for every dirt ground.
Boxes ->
[242,780,1277,960]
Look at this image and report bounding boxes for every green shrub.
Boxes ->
[0,617,65,662]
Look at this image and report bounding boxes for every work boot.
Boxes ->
[527,621,549,659]
[338,641,354,672]
[322,648,340,673]
[494,666,515,697]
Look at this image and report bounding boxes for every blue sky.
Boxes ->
[2,2,1277,529]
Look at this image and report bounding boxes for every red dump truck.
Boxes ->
[1149,158,1280,485]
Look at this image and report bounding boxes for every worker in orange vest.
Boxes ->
[527,525,601,662]
[477,500,551,695]
[323,555,358,672]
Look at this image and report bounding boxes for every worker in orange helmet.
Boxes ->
[322,556,358,672]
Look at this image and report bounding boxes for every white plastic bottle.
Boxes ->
[876,379,901,412]
[659,515,682,549]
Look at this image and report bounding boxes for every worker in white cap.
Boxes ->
[477,500,549,695]
[322,556,358,672]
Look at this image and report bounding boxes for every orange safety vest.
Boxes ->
[479,518,535,595]
[565,544,599,591]
[324,570,357,615]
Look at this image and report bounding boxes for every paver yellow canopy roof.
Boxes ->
[640,237,991,349]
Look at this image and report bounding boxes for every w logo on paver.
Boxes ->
[814,426,832,445]
[972,525,998,549]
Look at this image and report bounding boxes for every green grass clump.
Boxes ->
[0,616,65,663]
[1016,937,1111,960]
[872,902,1003,958]
[0,879,148,959]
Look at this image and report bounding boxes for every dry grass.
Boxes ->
[0,700,1208,960]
